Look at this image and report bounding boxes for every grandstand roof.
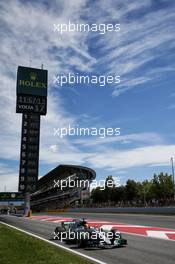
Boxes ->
[37,164,96,190]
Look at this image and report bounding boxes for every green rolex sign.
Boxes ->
[17,66,48,96]
[16,66,48,115]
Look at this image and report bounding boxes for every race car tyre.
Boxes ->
[77,239,87,248]
[54,226,66,240]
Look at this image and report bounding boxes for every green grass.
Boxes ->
[0,224,93,264]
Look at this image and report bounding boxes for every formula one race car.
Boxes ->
[53,218,127,248]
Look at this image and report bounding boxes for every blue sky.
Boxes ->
[0,0,175,191]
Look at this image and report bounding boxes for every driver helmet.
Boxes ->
[84,223,89,229]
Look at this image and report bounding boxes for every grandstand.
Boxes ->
[31,164,96,211]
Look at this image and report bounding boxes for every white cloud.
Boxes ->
[0,173,18,192]
[73,132,164,147]
[0,0,93,190]
[0,163,18,192]
[167,105,175,110]
[0,0,92,147]
[91,1,175,95]
[86,145,175,170]
[0,0,174,191]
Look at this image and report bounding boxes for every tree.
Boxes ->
[91,187,105,203]
[137,180,153,205]
[125,180,139,201]
[104,175,115,202]
[151,173,173,201]
[110,186,126,203]
[90,173,174,205]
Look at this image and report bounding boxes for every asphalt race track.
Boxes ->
[46,212,175,229]
[0,214,175,264]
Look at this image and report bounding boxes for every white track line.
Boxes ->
[0,221,106,264]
